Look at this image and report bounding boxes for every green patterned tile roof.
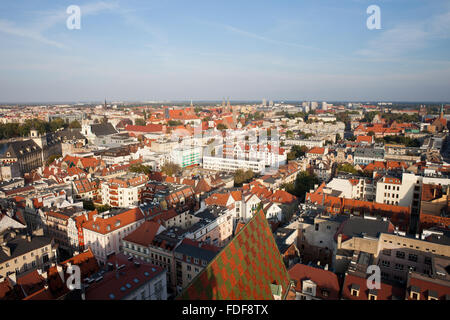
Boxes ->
[177,210,290,300]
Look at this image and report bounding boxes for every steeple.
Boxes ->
[440,104,444,118]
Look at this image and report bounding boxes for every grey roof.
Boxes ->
[90,123,118,137]
[354,148,384,159]
[0,231,53,264]
[0,140,41,159]
[174,241,219,262]
[56,128,86,141]
[341,217,390,239]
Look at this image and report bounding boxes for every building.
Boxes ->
[353,148,385,165]
[82,208,146,264]
[0,228,58,279]
[84,253,167,300]
[177,210,296,300]
[202,155,265,174]
[170,146,202,168]
[288,263,340,300]
[173,238,220,293]
[0,140,43,175]
[101,173,149,208]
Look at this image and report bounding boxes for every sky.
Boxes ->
[0,0,449,103]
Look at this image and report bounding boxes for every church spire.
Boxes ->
[440,104,444,118]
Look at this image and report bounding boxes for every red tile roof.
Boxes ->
[288,264,340,300]
[123,220,163,246]
[342,273,405,300]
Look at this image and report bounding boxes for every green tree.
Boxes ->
[161,162,181,176]
[69,120,81,128]
[234,169,254,186]
[83,200,96,211]
[129,164,152,175]
[285,171,319,200]
[135,118,146,126]
[168,120,182,127]
[46,154,62,166]
[217,123,228,131]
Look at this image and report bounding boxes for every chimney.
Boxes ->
[8,273,17,287]
[1,244,11,257]
[324,264,329,271]
[337,234,342,249]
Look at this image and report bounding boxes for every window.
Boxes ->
[315,224,319,231]
[351,289,359,297]
[395,263,404,271]
[396,251,405,259]
[187,265,191,271]
[408,254,418,262]
[383,249,391,256]
[381,260,390,267]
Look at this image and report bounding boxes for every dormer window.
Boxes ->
[428,290,438,300]
[410,286,421,300]
[350,284,360,297]
[368,289,378,300]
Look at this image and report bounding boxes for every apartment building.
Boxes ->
[173,239,220,293]
[82,208,146,264]
[202,155,265,173]
[0,228,57,279]
[101,173,149,208]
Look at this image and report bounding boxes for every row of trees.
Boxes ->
[376,135,421,147]
[0,118,79,140]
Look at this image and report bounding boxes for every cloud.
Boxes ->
[0,1,119,49]
[0,19,65,48]
[217,23,320,51]
[357,9,450,58]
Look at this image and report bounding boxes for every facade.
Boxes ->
[0,228,58,279]
[82,208,146,264]
[288,263,340,300]
[101,173,149,208]
[353,148,385,165]
[202,155,265,173]
[170,146,202,168]
[85,253,167,300]
[173,238,220,293]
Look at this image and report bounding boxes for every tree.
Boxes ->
[129,164,152,175]
[135,118,146,126]
[161,162,181,176]
[337,163,360,175]
[284,171,319,200]
[97,204,111,212]
[217,123,228,131]
[368,131,375,136]
[168,120,182,127]
[46,154,61,166]
[69,120,81,128]
[234,169,254,186]
[83,200,96,211]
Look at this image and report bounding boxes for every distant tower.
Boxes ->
[222,98,225,109]
[190,100,193,108]
[104,99,107,109]
[227,97,231,113]
[440,104,444,118]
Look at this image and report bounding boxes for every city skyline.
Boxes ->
[0,0,450,102]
